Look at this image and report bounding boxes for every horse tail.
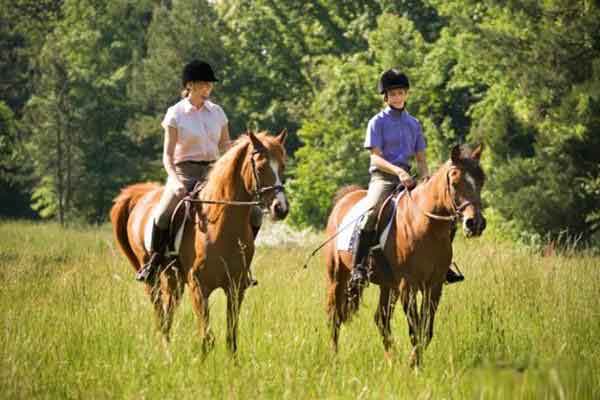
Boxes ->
[110,182,159,272]
[332,185,363,205]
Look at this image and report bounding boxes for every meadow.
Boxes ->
[1,220,599,399]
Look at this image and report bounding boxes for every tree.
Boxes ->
[24,0,154,223]
[435,0,600,243]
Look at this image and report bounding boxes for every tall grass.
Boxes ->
[1,220,599,399]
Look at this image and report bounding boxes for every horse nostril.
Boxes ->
[465,218,476,231]
[272,201,288,219]
[480,216,487,231]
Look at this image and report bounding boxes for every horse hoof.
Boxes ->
[408,349,420,370]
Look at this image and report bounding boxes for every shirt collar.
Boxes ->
[384,105,405,118]
[183,97,213,114]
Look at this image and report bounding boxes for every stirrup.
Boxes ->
[348,264,369,290]
[136,253,161,282]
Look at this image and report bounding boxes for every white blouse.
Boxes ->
[161,98,228,163]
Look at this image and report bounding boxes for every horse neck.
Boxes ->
[201,144,254,224]
[399,164,454,235]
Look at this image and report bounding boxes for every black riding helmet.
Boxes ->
[378,69,410,94]
[182,60,218,86]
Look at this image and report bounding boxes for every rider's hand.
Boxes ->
[402,177,416,190]
[396,169,416,190]
[173,180,187,197]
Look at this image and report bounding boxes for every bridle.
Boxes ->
[406,166,475,222]
[184,147,285,208]
[249,149,285,207]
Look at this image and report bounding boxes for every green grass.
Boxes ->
[1,220,599,399]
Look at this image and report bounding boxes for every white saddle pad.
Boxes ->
[144,205,186,256]
[336,190,406,252]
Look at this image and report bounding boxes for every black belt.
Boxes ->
[179,160,215,166]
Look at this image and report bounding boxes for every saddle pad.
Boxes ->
[335,190,406,252]
[144,205,186,256]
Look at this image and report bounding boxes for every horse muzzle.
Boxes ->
[463,213,486,238]
[269,194,289,221]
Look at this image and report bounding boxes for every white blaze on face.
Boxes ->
[270,159,288,212]
[462,171,477,233]
[464,171,477,192]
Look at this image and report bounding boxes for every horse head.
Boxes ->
[245,130,289,221]
[447,144,486,237]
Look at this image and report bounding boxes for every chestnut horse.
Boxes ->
[325,144,485,367]
[110,131,289,353]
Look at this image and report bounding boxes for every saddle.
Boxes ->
[165,181,207,256]
[349,184,407,283]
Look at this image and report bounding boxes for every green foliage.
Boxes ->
[0,102,35,217]
[1,0,599,245]
[433,0,600,243]
[23,0,154,223]
[288,56,378,227]
[0,0,62,113]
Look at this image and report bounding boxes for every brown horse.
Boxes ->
[110,131,289,353]
[325,144,485,367]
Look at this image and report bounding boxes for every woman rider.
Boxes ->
[136,60,262,281]
[348,68,463,290]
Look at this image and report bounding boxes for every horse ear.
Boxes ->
[450,144,462,164]
[247,131,265,152]
[276,129,288,145]
[471,143,484,161]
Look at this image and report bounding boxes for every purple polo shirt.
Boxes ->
[364,106,426,172]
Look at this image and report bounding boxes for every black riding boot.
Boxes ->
[136,223,168,282]
[348,229,372,291]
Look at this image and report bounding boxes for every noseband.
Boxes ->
[407,166,474,222]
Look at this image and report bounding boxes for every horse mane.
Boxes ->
[201,131,277,222]
[201,136,250,221]
[333,185,363,205]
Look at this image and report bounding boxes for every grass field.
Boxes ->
[1,220,599,399]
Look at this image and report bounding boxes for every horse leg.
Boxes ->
[374,286,399,356]
[226,285,246,354]
[420,284,443,350]
[157,264,185,344]
[145,281,165,336]
[400,283,421,368]
[189,273,214,355]
[326,279,344,353]
[326,265,350,353]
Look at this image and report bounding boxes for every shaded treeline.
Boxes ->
[1,0,599,245]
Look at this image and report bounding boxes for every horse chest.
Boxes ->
[382,235,451,284]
